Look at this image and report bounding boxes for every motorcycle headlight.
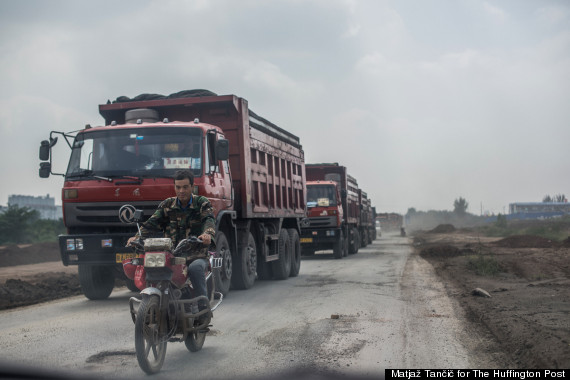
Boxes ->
[144,253,167,267]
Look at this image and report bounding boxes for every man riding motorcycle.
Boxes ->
[127,169,216,323]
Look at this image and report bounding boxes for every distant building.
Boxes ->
[508,202,570,220]
[7,194,62,220]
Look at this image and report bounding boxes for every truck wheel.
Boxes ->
[361,230,368,248]
[213,232,231,296]
[78,265,114,300]
[288,229,301,277]
[343,230,349,257]
[272,229,291,280]
[232,231,257,290]
[333,231,344,259]
[348,228,358,254]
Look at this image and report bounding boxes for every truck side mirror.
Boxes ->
[39,140,50,161]
[340,189,347,199]
[215,139,229,161]
[39,162,51,178]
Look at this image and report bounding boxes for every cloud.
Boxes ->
[536,5,569,27]
[483,2,508,23]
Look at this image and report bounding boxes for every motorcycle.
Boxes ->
[121,208,223,374]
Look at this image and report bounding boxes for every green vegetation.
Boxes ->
[0,205,65,245]
[467,253,501,276]
[478,214,570,242]
[466,240,501,276]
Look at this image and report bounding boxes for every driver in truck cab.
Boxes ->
[127,169,216,321]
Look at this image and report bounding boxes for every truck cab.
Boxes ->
[300,180,346,259]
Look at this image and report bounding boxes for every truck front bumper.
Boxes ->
[300,228,341,250]
[59,233,135,266]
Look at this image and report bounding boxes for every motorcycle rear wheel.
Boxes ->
[185,329,206,352]
[135,295,167,374]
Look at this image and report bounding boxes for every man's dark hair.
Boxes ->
[174,169,194,185]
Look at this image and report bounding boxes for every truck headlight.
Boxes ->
[66,238,84,251]
[145,253,166,267]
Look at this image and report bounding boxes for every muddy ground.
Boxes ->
[414,225,570,369]
[1,231,569,369]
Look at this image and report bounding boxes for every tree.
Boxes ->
[453,197,469,216]
[543,194,567,202]
[0,205,40,244]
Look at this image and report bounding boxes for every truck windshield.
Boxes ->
[65,127,203,179]
[307,185,337,208]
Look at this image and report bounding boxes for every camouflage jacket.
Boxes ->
[138,196,216,261]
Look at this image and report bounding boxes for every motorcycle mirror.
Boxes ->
[133,210,144,223]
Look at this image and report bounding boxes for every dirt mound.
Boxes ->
[493,235,559,248]
[419,244,461,257]
[0,242,61,267]
[428,224,456,234]
[416,230,570,369]
[0,272,81,310]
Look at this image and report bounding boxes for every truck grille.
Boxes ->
[64,201,159,227]
[307,216,337,228]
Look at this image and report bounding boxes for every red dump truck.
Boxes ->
[38,90,306,299]
[300,163,362,258]
[358,190,376,246]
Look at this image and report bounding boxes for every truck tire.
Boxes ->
[272,229,291,280]
[231,231,257,290]
[349,228,359,254]
[361,230,368,248]
[333,231,344,259]
[78,264,114,300]
[288,229,301,277]
[213,232,231,296]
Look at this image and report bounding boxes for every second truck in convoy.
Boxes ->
[39,90,306,299]
[300,163,375,258]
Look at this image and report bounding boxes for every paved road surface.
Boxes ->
[0,234,496,379]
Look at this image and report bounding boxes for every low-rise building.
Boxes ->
[7,194,62,220]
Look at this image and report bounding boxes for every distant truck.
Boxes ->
[38,90,306,299]
[358,190,376,246]
[300,163,363,258]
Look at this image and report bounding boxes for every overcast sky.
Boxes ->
[1,0,568,215]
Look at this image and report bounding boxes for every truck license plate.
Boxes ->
[300,238,313,243]
[116,253,136,263]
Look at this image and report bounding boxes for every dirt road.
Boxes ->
[1,229,568,374]
[0,235,500,379]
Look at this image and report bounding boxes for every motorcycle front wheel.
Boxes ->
[185,329,206,352]
[135,295,167,374]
